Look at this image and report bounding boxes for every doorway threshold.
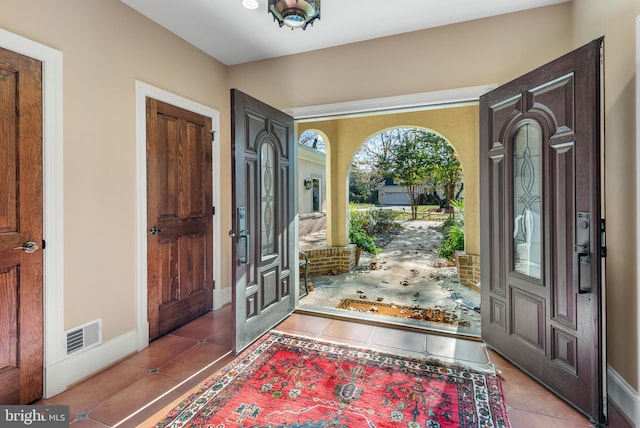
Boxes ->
[294,305,481,341]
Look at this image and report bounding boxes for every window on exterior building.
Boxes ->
[312,178,321,212]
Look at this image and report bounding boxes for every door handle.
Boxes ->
[149,226,166,235]
[14,241,39,254]
[239,233,250,264]
[575,213,591,294]
[231,230,250,264]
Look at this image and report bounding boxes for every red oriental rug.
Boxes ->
[153,331,510,428]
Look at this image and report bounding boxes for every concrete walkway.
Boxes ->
[299,220,481,337]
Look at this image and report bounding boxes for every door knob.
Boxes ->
[14,241,39,254]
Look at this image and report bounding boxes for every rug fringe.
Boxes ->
[270,329,497,374]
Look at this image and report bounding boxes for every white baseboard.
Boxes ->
[44,329,138,398]
[608,364,638,426]
[214,287,232,310]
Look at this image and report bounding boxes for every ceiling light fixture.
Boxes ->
[268,0,320,30]
[242,0,259,10]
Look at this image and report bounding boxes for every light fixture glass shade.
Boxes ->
[242,0,259,9]
[268,0,320,30]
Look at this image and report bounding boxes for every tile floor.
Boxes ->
[37,305,632,427]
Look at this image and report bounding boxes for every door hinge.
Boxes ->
[212,280,216,290]
[42,239,46,250]
[210,129,216,141]
[212,206,215,215]
[600,219,606,257]
[600,218,607,257]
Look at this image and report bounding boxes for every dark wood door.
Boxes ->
[0,48,44,404]
[480,38,605,423]
[231,89,295,352]
[146,98,214,340]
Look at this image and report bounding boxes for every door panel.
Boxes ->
[0,47,44,404]
[480,38,605,423]
[231,89,295,352]
[147,98,213,340]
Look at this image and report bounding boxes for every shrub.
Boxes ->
[438,199,465,260]
[438,222,464,260]
[349,210,380,255]
[368,209,401,235]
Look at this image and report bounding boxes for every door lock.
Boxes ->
[575,212,591,294]
[237,207,249,264]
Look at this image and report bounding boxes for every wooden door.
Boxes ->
[231,89,295,352]
[146,98,214,340]
[480,38,605,423]
[0,48,44,404]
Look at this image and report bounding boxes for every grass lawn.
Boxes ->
[389,205,451,222]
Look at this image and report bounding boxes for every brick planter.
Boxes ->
[303,244,357,276]
[455,251,481,292]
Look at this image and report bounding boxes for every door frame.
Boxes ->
[636,15,640,425]
[134,81,222,351]
[286,85,497,119]
[0,28,64,398]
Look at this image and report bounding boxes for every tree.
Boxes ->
[353,128,407,173]
[351,128,463,218]
[422,133,463,214]
[298,130,326,152]
[349,166,383,204]
[384,130,432,219]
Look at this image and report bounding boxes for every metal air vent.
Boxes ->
[65,319,102,355]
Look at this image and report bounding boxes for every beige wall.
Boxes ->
[1,0,638,398]
[228,4,573,109]
[0,0,231,341]
[571,0,640,388]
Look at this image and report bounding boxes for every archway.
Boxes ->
[296,105,482,336]
[298,106,479,251]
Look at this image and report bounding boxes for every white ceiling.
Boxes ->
[121,0,569,66]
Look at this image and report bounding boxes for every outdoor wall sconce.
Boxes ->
[304,178,312,190]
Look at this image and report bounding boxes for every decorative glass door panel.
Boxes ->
[513,122,542,279]
[261,142,276,258]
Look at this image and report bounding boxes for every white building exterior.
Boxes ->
[298,145,326,214]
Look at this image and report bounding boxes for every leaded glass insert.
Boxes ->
[513,123,542,279]
[261,143,276,257]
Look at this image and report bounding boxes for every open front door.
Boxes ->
[480,38,606,423]
[231,89,296,352]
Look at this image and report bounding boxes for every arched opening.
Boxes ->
[297,115,481,337]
